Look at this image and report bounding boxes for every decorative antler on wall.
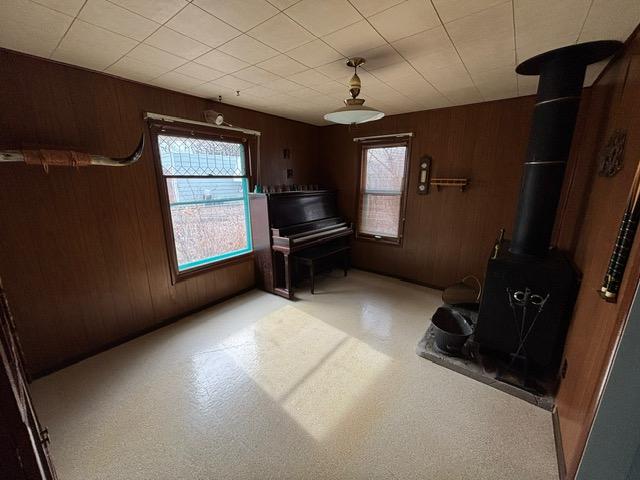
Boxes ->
[0,134,145,172]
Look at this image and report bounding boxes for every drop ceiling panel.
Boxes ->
[166,5,241,48]
[106,56,170,82]
[174,62,225,82]
[128,43,187,70]
[77,0,158,41]
[285,0,362,37]
[323,20,386,57]
[194,0,278,32]
[1,0,639,125]
[218,35,279,64]
[0,0,72,57]
[248,13,315,52]
[145,27,211,60]
[52,20,137,70]
[368,0,440,42]
[108,0,187,24]
[194,50,249,73]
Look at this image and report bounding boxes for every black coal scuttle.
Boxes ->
[474,41,623,374]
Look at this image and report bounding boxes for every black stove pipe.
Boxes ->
[509,40,622,257]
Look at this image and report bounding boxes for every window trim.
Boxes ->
[148,120,255,284]
[355,138,411,246]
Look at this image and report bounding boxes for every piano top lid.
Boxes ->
[256,190,340,228]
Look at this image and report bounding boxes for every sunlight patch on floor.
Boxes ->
[218,305,391,440]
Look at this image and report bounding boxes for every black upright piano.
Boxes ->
[249,190,353,299]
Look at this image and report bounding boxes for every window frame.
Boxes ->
[355,138,411,246]
[148,120,254,284]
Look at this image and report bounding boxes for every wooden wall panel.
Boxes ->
[319,96,540,289]
[0,50,319,376]
[554,35,640,479]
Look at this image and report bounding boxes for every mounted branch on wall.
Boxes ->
[598,128,627,177]
[0,134,144,172]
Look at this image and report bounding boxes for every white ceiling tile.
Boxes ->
[218,35,279,63]
[248,13,315,52]
[52,20,137,70]
[167,5,241,48]
[32,0,86,16]
[356,44,404,70]
[242,84,279,97]
[212,74,256,90]
[286,39,344,68]
[267,0,299,10]
[579,0,640,43]
[433,0,507,23]
[289,69,331,87]
[108,0,188,23]
[194,49,250,73]
[194,0,278,31]
[514,0,590,62]
[445,86,484,105]
[446,2,515,73]
[233,65,280,84]
[257,54,307,75]
[187,82,224,98]
[265,77,301,92]
[472,65,518,100]
[315,58,352,79]
[368,60,422,83]
[369,0,440,42]
[106,55,169,81]
[322,20,386,57]
[422,62,476,92]
[312,80,349,96]
[516,74,538,95]
[145,27,211,60]
[152,71,204,90]
[78,0,159,42]
[285,0,362,36]
[349,0,404,17]
[128,43,188,70]
[394,26,457,64]
[174,62,225,81]
[0,0,72,57]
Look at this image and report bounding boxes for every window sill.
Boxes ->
[355,234,402,247]
[172,251,254,284]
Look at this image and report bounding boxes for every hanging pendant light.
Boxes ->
[324,57,384,125]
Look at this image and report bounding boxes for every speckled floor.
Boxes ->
[31,270,558,480]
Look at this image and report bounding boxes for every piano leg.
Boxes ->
[283,253,294,299]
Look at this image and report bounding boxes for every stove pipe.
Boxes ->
[509,40,622,257]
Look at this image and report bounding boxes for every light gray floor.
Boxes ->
[31,270,558,479]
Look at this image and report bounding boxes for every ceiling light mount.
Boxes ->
[323,57,384,125]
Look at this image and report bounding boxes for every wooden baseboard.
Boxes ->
[352,265,445,292]
[553,407,568,480]
[30,286,255,380]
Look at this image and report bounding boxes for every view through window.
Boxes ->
[156,133,252,273]
[358,142,409,243]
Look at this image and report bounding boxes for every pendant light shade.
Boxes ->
[324,58,384,125]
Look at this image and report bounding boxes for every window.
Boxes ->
[150,124,253,281]
[357,141,410,244]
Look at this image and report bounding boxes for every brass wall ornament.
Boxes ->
[598,128,627,177]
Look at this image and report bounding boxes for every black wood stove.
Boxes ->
[474,41,623,375]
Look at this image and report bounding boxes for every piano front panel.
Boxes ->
[267,191,338,228]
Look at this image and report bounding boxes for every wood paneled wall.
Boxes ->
[0,50,319,377]
[554,35,640,478]
[319,96,546,288]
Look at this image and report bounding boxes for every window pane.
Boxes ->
[364,146,407,194]
[360,193,401,237]
[158,134,245,176]
[167,178,251,271]
[359,145,407,238]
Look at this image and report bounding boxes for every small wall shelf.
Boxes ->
[430,178,469,192]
